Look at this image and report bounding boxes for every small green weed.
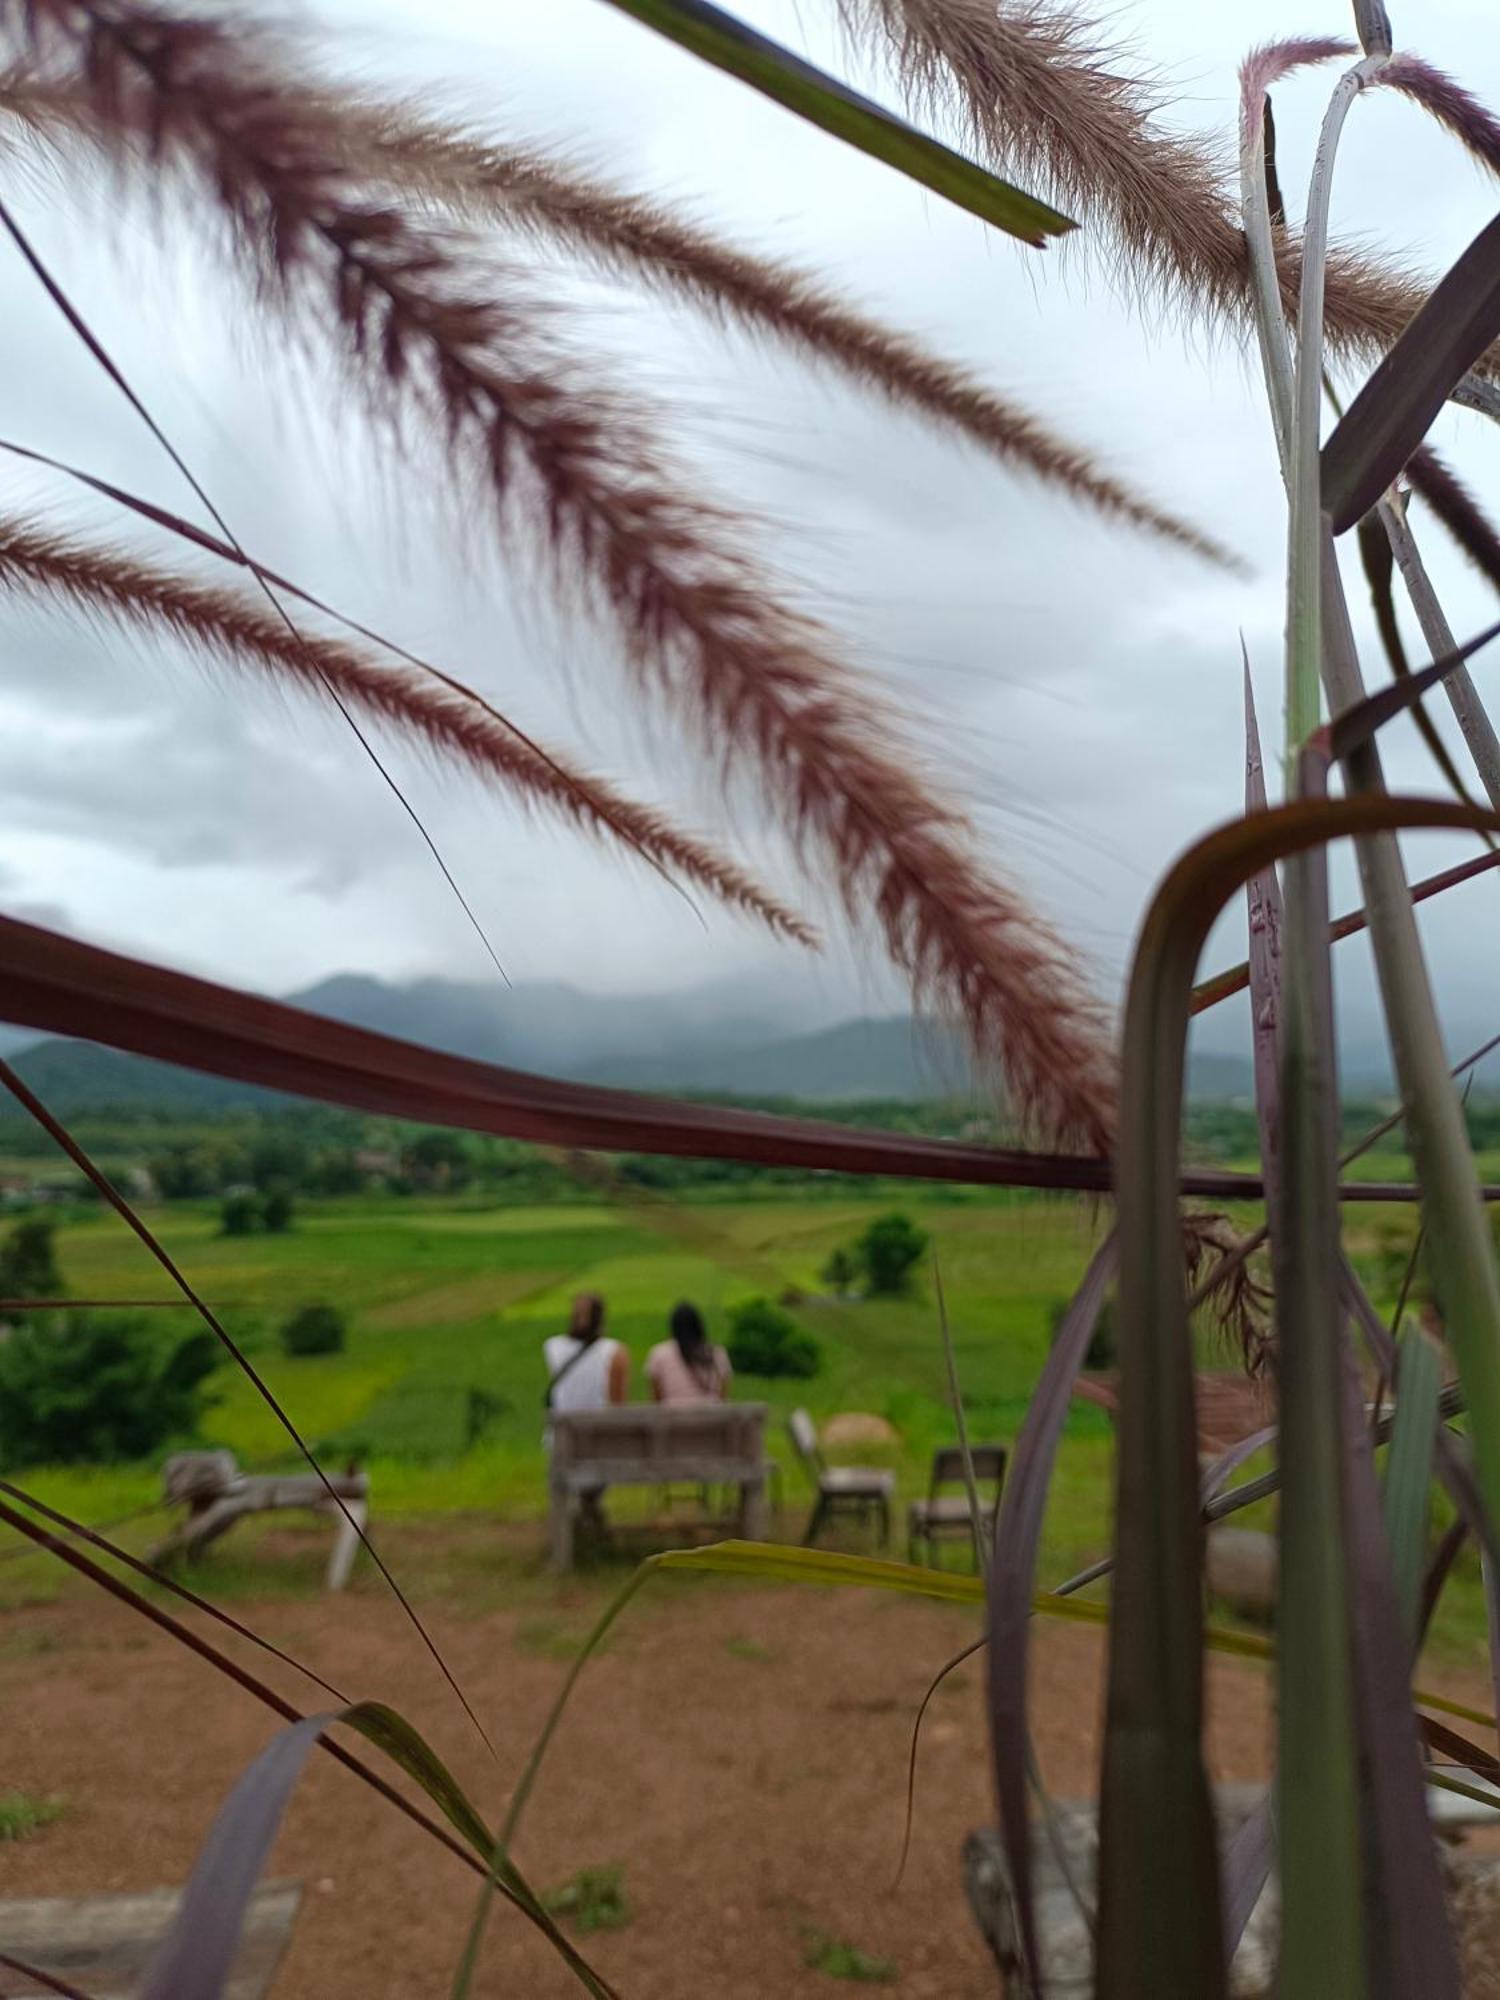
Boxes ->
[543,1864,630,1933]
[724,1635,776,1663]
[0,1792,65,1842]
[514,1617,599,1661]
[803,1930,898,1983]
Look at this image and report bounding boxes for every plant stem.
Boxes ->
[1379,494,1500,806]
[1288,59,1384,765]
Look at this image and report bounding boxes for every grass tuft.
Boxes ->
[542,1864,630,1933]
[0,1790,65,1841]
[802,1928,898,1983]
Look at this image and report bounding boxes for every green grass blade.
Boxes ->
[1384,1321,1442,1647]
[596,0,1074,242]
[1271,755,1365,2000]
[656,1539,985,1601]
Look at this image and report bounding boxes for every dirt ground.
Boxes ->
[0,1518,1490,1997]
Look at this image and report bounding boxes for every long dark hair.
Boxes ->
[670,1300,714,1385]
[569,1292,605,1345]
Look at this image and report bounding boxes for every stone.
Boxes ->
[1205,1525,1278,1620]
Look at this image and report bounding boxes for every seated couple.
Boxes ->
[543,1292,731,1415]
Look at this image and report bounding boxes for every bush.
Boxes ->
[855,1212,928,1296]
[261,1182,295,1233]
[281,1303,346,1358]
[0,1217,61,1307]
[820,1245,859,1296]
[0,1313,216,1469]
[220,1191,261,1237]
[727,1297,821,1379]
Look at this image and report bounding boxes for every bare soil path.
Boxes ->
[0,1518,1486,1996]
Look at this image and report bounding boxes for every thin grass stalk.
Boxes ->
[1334,1328,1461,1997]
[1382,1323,1441,1648]
[1274,72,1379,1979]
[1271,750,1364,1999]
[1379,494,1500,808]
[933,1255,987,1567]
[1288,59,1384,761]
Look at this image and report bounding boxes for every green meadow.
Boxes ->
[4,1174,1489,1660]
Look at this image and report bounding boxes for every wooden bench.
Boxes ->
[0,1879,300,1998]
[548,1404,768,1571]
[150,1451,369,1591]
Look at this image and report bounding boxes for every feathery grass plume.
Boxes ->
[0,67,1233,566]
[1406,445,1500,596]
[1182,1208,1273,1378]
[835,0,1495,380]
[5,0,1118,1149]
[1381,53,1500,179]
[1239,38,1355,134]
[279,100,1232,567]
[0,515,815,943]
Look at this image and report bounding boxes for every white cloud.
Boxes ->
[0,0,1497,1060]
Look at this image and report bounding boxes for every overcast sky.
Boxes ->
[2,0,1498,1059]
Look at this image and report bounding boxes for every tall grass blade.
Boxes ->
[1243,658,1284,1202]
[0,1953,94,1998]
[1336,1332,1460,1995]
[136,1710,339,2000]
[1384,1323,1443,1647]
[1269,743,1363,2000]
[1098,787,1500,1997]
[1220,1796,1275,1968]
[598,0,1073,241]
[932,1255,986,1567]
[0,909,1446,1203]
[1355,510,1488,813]
[1324,213,1500,532]
[1406,445,1500,598]
[1191,850,1500,1015]
[987,1233,1116,1992]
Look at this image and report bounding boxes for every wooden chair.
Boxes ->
[908,1444,1007,1567]
[787,1408,894,1548]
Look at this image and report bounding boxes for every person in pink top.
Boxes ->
[646,1301,732,1405]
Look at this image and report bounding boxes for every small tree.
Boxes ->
[0,1217,61,1308]
[0,1314,216,1469]
[261,1182,295,1234]
[220,1191,261,1237]
[855,1213,928,1297]
[820,1245,859,1297]
[726,1297,821,1379]
[281,1303,346,1358]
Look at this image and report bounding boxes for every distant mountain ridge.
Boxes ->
[0,970,1259,1114]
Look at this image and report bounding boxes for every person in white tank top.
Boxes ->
[543,1292,629,1416]
[543,1293,629,1527]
